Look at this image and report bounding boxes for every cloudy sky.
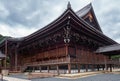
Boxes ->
[0,0,120,43]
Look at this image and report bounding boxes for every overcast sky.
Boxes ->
[0,0,120,43]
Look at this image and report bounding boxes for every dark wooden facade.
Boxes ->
[0,3,119,74]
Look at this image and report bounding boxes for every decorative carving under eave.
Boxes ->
[64,16,71,44]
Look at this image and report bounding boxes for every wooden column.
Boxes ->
[39,66,41,72]
[15,48,18,71]
[1,59,4,67]
[97,65,100,71]
[15,43,19,71]
[33,67,35,72]
[65,44,68,56]
[91,64,95,71]
[102,65,105,70]
[78,64,80,73]
[57,65,59,75]
[47,66,50,73]
[104,56,107,71]
[68,64,71,74]
[110,64,112,72]
[5,39,7,69]
[85,64,88,72]
[113,64,114,69]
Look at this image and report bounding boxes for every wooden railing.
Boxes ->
[24,57,70,66]
[70,58,120,64]
[23,57,120,67]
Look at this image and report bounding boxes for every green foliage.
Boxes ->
[111,55,120,59]
[0,37,5,41]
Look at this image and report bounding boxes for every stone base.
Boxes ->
[2,69,9,76]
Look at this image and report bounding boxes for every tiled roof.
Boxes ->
[96,44,120,53]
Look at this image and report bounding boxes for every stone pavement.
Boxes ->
[1,69,120,81]
[31,74,120,81]
[3,76,31,81]
[3,72,119,81]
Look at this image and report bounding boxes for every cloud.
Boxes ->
[0,2,9,20]
[0,0,120,43]
[0,23,38,37]
[92,0,120,43]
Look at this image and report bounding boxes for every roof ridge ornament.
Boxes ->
[67,1,71,9]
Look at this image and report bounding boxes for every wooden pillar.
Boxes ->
[85,64,88,72]
[68,64,71,74]
[1,59,4,68]
[57,65,59,75]
[110,64,112,72]
[15,43,19,71]
[113,64,114,69]
[5,39,7,69]
[97,65,100,71]
[15,48,18,71]
[39,66,41,72]
[47,66,50,73]
[65,44,68,56]
[102,65,105,70]
[104,56,107,71]
[33,67,35,72]
[78,64,80,73]
[91,64,95,71]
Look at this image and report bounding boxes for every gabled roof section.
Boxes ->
[76,3,103,33]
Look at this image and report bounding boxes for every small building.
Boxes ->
[0,3,120,74]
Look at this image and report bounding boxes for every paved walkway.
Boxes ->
[3,76,31,81]
[1,69,120,81]
[31,73,120,81]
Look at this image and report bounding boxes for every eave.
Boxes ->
[96,44,120,55]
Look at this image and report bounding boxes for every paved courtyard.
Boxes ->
[31,74,120,81]
[1,72,120,81]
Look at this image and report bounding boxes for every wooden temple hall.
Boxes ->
[0,2,120,74]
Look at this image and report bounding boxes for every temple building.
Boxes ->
[0,3,120,74]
